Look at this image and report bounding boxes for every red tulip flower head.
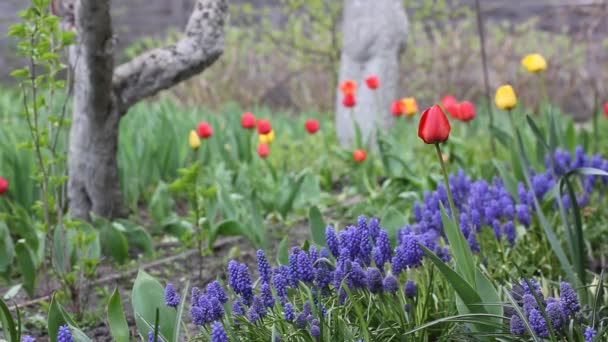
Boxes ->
[604,102,608,118]
[353,149,367,162]
[342,93,356,108]
[365,75,380,89]
[241,112,256,129]
[257,119,272,135]
[457,101,476,121]
[340,80,357,96]
[304,119,320,134]
[390,100,404,116]
[442,95,457,108]
[418,104,451,144]
[0,176,8,195]
[196,121,213,138]
[257,142,270,158]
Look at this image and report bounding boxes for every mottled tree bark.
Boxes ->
[336,0,408,147]
[66,0,228,220]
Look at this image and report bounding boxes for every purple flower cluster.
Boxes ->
[164,283,180,308]
[407,170,524,254]
[190,280,228,325]
[509,279,582,339]
[183,215,419,339]
[211,321,228,342]
[399,146,608,261]
[544,146,608,208]
[57,325,73,342]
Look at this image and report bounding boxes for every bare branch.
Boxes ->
[112,0,228,112]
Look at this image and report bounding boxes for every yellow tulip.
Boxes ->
[259,130,275,143]
[189,130,201,149]
[521,53,547,73]
[401,97,418,116]
[495,85,517,110]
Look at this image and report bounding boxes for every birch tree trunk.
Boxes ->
[336,0,408,147]
[63,0,228,220]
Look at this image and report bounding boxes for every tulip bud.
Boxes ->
[495,85,517,110]
[342,94,356,108]
[390,100,403,116]
[304,119,320,134]
[603,102,608,118]
[456,101,476,122]
[521,53,547,73]
[257,119,272,135]
[365,75,379,89]
[259,130,275,143]
[353,149,367,162]
[441,95,457,109]
[418,104,451,144]
[189,130,201,149]
[0,176,8,195]
[257,143,270,158]
[241,112,256,129]
[401,97,418,116]
[196,121,213,138]
[340,80,357,96]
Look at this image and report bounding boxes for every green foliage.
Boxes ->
[131,270,177,340]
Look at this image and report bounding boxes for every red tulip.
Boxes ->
[304,119,320,134]
[442,95,457,108]
[257,119,272,135]
[418,104,451,144]
[241,112,256,129]
[445,102,460,119]
[457,101,476,121]
[257,142,270,158]
[365,75,380,89]
[342,93,356,108]
[0,176,8,195]
[196,121,213,138]
[604,102,608,118]
[340,80,357,96]
[390,100,404,116]
[353,149,367,162]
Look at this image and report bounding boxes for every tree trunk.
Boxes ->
[336,0,408,148]
[66,0,228,220]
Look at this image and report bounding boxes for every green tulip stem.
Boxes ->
[434,143,458,221]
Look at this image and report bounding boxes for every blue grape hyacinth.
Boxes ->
[164,283,180,308]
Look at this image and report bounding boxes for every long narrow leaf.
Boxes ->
[514,130,579,288]
[439,203,475,285]
[107,289,130,342]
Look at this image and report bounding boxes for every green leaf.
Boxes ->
[474,268,502,318]
[101,225,129,264]
[0,297,18,342]
[131,270,176,340]
[514,130,579,289]
[380,207,407,243]
[308,206,325,246]
[172,281,190,342]
[492,160,518,199]
[15,241,37,297]
[276,236,289,265]
[209,220,248,248]
[107,289,130,342]
[48,294,91,342]
[439,203,475,285]
[421,245,485,313]
[0,222,15,273]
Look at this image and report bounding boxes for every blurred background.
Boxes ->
[0,0,606,120]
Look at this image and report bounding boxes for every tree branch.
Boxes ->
[112,0,228,112]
